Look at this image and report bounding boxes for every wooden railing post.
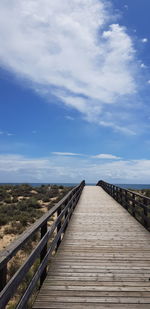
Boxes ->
[125,191,128,210]
[132,193,135,217]
[64,200,70,233]
[119,188,122,205]
[116,187,118,200]
[40,222,48,287]
[56,207,62,252]
[0,265,7,292]
[111,185,113,197]
[112,185,114,198]
[143,198,148,229]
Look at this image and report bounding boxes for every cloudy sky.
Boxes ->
[0,0,150,183]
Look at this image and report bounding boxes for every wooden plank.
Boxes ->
[40,280,150,287]
[34,285,150,292]
[37,290,150,297]
[34,295,150,303]
[33,303,150,309]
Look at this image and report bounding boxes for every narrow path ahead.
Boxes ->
[33,186,150,309]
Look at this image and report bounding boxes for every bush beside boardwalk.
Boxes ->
[0,183,72,246]
[136,189,150,198]
[0,183,72,309]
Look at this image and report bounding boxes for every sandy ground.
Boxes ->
[0,225,17,250]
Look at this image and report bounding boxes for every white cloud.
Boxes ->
[141,38,148,43]
[0,0,138,133]
[52,152,81,156]
[65,115,74,121]
[140,63,147,68]
[92,154,121,159]
[0,131,14,136]
[7,133,14,136]
[147,80,150,84]
[0,154,150,183]
[99,120,136,135]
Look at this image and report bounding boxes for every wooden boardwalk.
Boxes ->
[33,186,150,309]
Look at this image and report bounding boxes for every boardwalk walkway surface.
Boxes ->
[33,186,150,309]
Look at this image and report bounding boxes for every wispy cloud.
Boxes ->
[99,120,136,135]
[65,115,74,121]
[7,133,14,136]
[52,152,81,156]
[52,152,122,159]
[141,38,148,43]
[0,131,14,136]
[0,0,140,134]
[92,154,121,159]
[140,63,147,69]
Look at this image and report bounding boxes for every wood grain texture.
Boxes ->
[33,186,150,309]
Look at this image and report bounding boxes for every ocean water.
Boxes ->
[0,183,150,190]
[115,184,150,190]
[0,182,78,187]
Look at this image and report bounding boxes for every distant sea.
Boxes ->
[0,183,150,190]
[115,184,150,190]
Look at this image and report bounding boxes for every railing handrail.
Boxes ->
[97,180,150,231]
[0,180,85,308]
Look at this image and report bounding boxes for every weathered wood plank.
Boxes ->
[33,303,150,309]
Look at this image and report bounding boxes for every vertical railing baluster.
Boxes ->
[0,265,7,292]
[143,198,148,229]
[132,193,135,217]
[40,222,48,287]
[120,188,122,205]
[111,185,113,197]
[56,206,62,252]
[64,199,70,233]
[125,190,128,209]
[116,187,118,201]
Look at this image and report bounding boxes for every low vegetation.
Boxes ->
[128,188,150,198]
[0,183,71,242]
[137,189,150,198]
[0,183,72,308]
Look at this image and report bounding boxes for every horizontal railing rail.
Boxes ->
[0,180,85,309]
[97,180,150,231]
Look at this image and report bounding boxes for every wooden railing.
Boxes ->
[97,180,150,231]
[0,180,85,309]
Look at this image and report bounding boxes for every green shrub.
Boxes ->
[59,185,64,189]
[42,195,50,202]
[4,197,12,204]
[0,215,8,225]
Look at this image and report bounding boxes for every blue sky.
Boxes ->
[0,0,150,183]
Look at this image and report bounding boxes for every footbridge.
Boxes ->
[0,181,150,308]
